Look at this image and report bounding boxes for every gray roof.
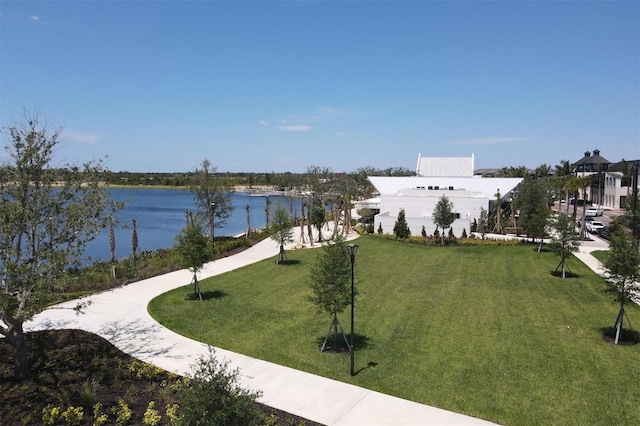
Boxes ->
[573,149,610,166]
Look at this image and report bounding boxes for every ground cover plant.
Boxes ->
[0,329,319,425]
[149,236,640,426]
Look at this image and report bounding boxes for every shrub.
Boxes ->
[61,406,84,426]
[365,223,374,234]
[93,403,108,426]
[143,401,162,426]
[112,399,132,425]
[127,359,165,379]
[175,348,264,426]
[165,403,182,426]
[377,223,383,234]
[41,404,60,425]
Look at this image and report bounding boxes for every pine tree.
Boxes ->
[393,208,411,239]
[433,195,455,246]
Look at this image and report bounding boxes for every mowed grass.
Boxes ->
[149,236,640,425]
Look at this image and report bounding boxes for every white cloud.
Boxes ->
[64,129,99,144]
[316,106,347,119]
[448,137,528,146]
[30,15,40,22]
[259,120,269,126]
[276,125,313,132]
[336,132,349,137]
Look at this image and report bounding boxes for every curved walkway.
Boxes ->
[26,227,496,426]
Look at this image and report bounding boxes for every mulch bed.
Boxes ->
[0,329,322,425]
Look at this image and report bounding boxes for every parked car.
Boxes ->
[586,220,605,233]
[597,226,610,240]
[585,205,604,217]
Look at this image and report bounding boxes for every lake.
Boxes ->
[83,188,303,263]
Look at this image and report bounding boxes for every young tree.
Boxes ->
[189,159,235,247]
[549,214,581,278]
[603,221,640,344]
[433,195,455,246]
[175,215,210,300]
[131,219,138,260]
[479,207,488,239]
[310,204,326,242]
[0,111,122,379]
[269,205,294,264]
[309,236,353,352]
[393,208,411,239]
[517,177,551,250]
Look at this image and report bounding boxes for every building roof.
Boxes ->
[573,149,610,166]
[607,159,640,173]
[368,176,523,199]
[416,153,474,177]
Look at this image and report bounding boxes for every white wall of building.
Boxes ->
[604,171,638,210]
[374,189,488,236]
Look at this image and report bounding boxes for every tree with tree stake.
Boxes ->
[269,205,294,264]
[310,203,326,242]
[603,220,640,344]
[433,195,455,246]
[517,177,551,251]
[189,159,234,251]
[0,111,123,379]
[309,236,354,353]
[175,214,210,301]
[549,214,581,278]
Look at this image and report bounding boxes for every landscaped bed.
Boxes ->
[149,235,640,425]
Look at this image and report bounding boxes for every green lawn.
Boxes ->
[590,250,608,264]
[149,236,640,425]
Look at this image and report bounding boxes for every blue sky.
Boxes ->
[1,1,638,173]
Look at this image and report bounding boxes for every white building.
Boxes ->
[370,154,523,236]
[603,160,639,210]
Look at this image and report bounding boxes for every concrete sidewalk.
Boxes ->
[27,226,497,426]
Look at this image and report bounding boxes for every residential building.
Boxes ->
[603,159,639,210]
[572,149,610,205]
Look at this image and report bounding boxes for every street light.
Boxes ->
[348,243,359,376]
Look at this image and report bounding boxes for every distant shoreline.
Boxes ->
[103,184,280,192]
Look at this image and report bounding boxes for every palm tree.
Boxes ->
[555,159,572,177]
[576,176,592,238]
[563,176,580,217]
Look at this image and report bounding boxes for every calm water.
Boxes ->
[83,188,301,263]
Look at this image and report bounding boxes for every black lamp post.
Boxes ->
[348,243,359,376]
